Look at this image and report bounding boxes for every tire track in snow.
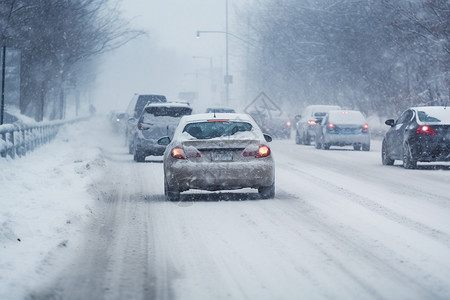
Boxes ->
[277,159,450,250]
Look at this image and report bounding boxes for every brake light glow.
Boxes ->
[243,145,271,158]
[307,120,316,125]
[286,121,291,127]
[138,123,143,130]
[171,147,186,159]
[328,123,335,130]
[417,125,436,135]
[362,123,369,132]
[256,145,271,158]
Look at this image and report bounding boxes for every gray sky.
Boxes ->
[93,0,248,113]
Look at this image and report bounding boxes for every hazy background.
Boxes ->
[93,0,248,114]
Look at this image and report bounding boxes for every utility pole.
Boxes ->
[1,46,6,125]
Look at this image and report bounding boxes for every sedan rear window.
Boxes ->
[183,121,253,139]
[328,111,366,124]
[144,106,192,118]
[417,109,450,124]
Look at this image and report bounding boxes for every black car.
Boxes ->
[382,106,450,169]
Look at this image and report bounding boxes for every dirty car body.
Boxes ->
[159,113,275,201]
[132,102,192,162]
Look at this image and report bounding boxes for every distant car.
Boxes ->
[125,94,167,153]
[381,106,450,169]
[129,102,192,162]
[259,116,292,139]
[205,107,236,114]
[109,111,127,133]
[295,105,341,145]
[315,110,370,151]
[157,113,275,201]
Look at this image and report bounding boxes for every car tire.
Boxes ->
[362,143,370,151]
[315,135,322,149]
[302,132,311,145]
[164,179,180,201]
[128,140,134,154]
[381,139,394,165]
[403,143,417,169]
[295,131,301,145]
[322,143,330,150]
[353,144,361,151]
[133,147,146,162]
[258,183,275,199]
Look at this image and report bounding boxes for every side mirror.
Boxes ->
[157,136,171,145]
[263,134,273,143]
[385,119,395,127]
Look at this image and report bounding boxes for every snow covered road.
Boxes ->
[3,118,450,300]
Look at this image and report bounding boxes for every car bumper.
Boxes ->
[324,133,370,146]
[166,159,275,192]
[412,137,450,162]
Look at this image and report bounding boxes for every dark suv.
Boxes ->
[125,94,167,153]
[130,102,192,162]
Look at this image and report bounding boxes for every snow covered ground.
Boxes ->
[1,116,450,300]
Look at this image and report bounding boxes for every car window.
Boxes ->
[142,107,192,123]
[417,110,442,123]
[396,110,414,124]
[328,111,366,124]
[183,121,253,139]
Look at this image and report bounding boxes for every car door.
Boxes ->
[387,109,414,158]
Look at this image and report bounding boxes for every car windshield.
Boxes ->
[328,111,366,124]
[183,121,253,139]
[417,109,450,124]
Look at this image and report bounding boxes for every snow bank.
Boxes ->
[0,117,106,299]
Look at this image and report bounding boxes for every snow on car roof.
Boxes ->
[327,110,366,124]
[412,106,450,124]
[181,113,255,123]
[145,101,190,108]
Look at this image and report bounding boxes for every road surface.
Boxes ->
[29,127,450,300]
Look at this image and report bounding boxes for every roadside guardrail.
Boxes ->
[0,117,88,159]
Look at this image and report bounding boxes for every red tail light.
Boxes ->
[362,123,369,132]
[328,123,335,130]
[171,147,186,159]
[417,125,436,135]
[256,145,271,158]
[138,123,143,130]
[307,120,316,125]
[243,145,271,158]
[286,121,291,127]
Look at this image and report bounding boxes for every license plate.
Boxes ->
[211,151,233,161]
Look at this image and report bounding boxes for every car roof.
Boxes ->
[145,101,191,108]
[181,113,254,123]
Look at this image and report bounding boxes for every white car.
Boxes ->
[129,102,192,162]
[157,113,275,201]
[295,104,341,145]
[315,110,370,151]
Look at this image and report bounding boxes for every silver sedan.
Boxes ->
[158,113,275,201]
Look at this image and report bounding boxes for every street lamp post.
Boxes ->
[225,0,229,106]
[1,45,6,125]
